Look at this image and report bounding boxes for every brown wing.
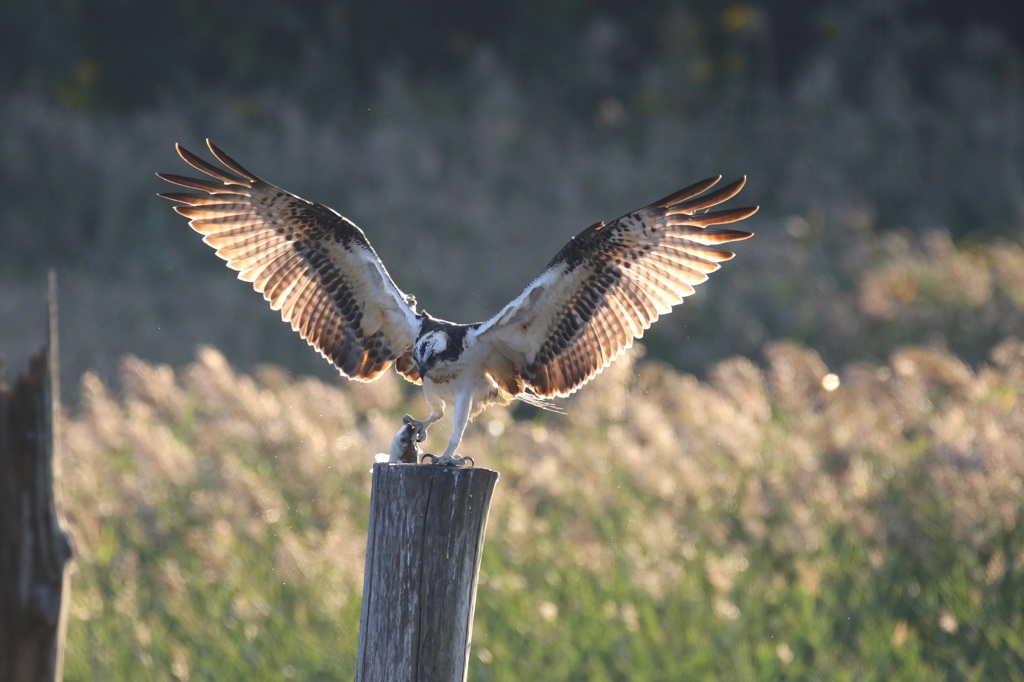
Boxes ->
[477,176,756,397]
[157,140,420,381]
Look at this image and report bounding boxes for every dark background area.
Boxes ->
[4,1,1022,114]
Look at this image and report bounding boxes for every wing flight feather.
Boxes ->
[477,175,757,397]
[157,140,420,382]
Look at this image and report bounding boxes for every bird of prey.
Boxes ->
[158,141,757,466]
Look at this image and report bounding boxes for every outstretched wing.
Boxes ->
[157,140,420,381]
[476,176,757,397]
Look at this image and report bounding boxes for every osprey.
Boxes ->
[158,141,757,466]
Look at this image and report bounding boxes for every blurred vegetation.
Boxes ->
[2,1,1023,679]
[2,0,1023,381]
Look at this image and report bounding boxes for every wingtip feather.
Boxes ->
[205,139,262,182]
[171,142,248,185]
[653,175,722,209]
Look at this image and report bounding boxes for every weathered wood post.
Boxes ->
[0,272,73,682]
[356,463,498,682]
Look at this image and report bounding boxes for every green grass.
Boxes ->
[57,342,1024,680]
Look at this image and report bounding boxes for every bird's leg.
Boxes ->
[423,392,474,467]
[404,391,444,443]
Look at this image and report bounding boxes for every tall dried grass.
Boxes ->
[59,340,1024,679]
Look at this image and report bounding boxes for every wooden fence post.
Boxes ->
[356,463,498,682]
[0,272,73,682]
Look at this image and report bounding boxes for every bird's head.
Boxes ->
[413,330,451,378]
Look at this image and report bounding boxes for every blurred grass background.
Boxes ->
[1,0,1023,679]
